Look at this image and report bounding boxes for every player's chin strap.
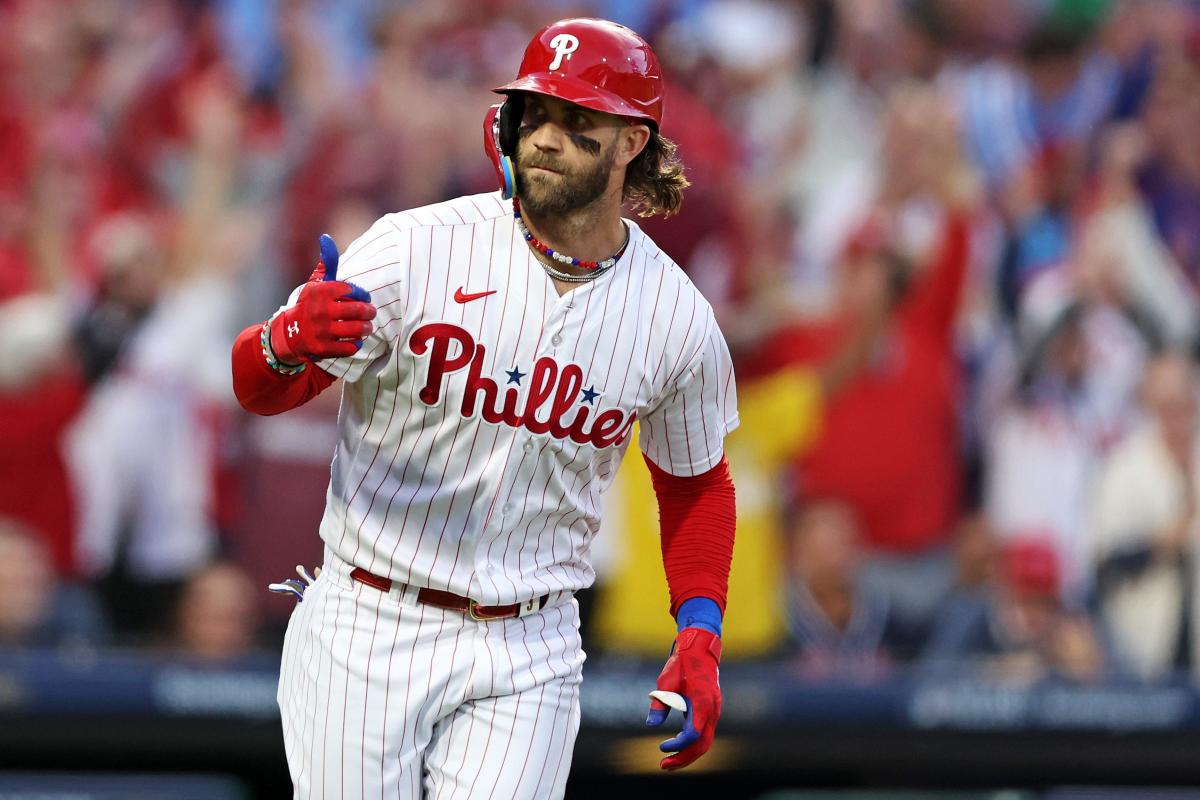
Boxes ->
[483,96,524,200]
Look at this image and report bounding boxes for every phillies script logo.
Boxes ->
[409,322,635,449]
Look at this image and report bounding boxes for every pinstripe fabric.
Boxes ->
[271,192,739,606]
[273,191,739,797]
[279,551,582,799]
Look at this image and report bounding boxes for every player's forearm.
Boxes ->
[644,454,736,616]
[231,322,336,415]
[909,211,970,335]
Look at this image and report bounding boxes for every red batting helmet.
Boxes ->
[484,18,663,199]
[494,18,665,128]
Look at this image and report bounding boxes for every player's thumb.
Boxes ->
[645,696,670,728]
[319,233,340,282]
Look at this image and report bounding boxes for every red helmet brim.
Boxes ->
[493,74,658,128]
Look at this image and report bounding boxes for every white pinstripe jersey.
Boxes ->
[288,191,739,606]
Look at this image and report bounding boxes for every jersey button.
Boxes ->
[551,334,563,346]
[523,440,535,452]
[502,502,514,514]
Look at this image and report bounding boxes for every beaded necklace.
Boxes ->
[513,197,629,283]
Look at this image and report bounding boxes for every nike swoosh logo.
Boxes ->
[454,287,497,303]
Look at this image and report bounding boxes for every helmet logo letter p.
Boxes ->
[547,34,579,71]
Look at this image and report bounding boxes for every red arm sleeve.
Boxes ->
[231,323,336,415]
[644,454,737,616]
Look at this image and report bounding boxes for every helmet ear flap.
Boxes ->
[497,94,523,156]
[483,96,525,200]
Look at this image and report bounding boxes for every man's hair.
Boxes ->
[1021,21,1090,64]
[622,130,689,218]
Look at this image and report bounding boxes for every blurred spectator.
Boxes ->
[923,536,1108,684]
[1073,122,1198,349]
[784,0,928,312]
[1134,32,1200,290]
[924,512,1008,658]
[0,156,87,577]
[72,212,166,386]
[983,271,1153,603]
[66,76,249,639]
[171,560,263,664]
[1090,351,1200,681]
[783,501,902,678]
[0,516,108,649]
[957,11,1118,196]
[0,24,94,576]
[949,512,1003,596]
[959,6,1179,331]
[787,85,979,633]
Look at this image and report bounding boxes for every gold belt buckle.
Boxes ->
[468,599,507,621]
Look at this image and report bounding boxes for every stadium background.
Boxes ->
[3,0,1200,797]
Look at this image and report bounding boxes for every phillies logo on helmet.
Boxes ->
[547,33,579,71]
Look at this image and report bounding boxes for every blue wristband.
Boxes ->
[675,597,722,637]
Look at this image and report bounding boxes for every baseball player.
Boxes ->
[231,18,738,799]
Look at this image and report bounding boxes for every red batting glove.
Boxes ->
[269,234,377,364]
[645,627,723,770]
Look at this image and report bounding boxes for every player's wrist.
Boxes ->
[263,311,306,374]
[675,596,722,638]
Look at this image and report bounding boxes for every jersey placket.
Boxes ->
[472,279,586,604]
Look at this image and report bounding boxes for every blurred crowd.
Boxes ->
[1,0,1199,690]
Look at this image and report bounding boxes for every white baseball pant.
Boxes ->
[277,551,584,799]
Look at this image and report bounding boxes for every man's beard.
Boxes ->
[515,141,616,216]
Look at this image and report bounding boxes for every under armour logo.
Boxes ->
[288,321,300,337]
[547,33,579,71]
